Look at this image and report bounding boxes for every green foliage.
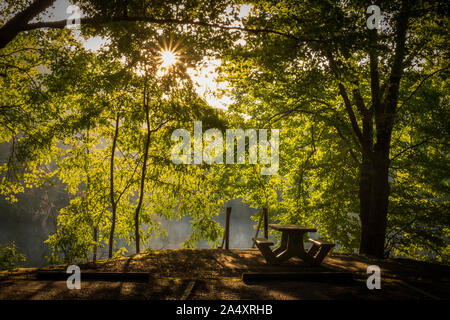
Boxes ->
[45,197,101,264]
[219,0,449,260]
[0,242,26,270]
[386,66,450,262]
[0,0,448,264]
[1,2,234,261]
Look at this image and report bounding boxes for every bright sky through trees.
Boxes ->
[160,50,177,69]
[31,0,252,110]
[0,0,448,264]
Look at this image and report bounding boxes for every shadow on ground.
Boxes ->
[0,249,448,300]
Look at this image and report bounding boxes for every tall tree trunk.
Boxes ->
[358,152,372,254]
[93,226,98,262]
[370,147,390,257]
[358,0,410,258]
[134,83,151,254]
[108,114,120,258]
[134,110,150,254]
[85,125,98,262]
[359,147,390,258]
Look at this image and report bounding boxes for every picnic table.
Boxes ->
[253,224,335,266]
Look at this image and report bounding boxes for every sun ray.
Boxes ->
[160,50,178,68]
[155,36,186,75]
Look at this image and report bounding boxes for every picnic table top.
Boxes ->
[268,224,317,232]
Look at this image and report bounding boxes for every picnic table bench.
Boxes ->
[253,224,335,266]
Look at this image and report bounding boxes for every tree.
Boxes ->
[0,0,245,50]
[1,0,447,263]
[222,0,449,258]
[1,0,235,261]
[0,241,26,270]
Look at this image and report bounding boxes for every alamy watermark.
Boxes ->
[66,265,81,290]
[366,5,381,30]
[366,265,381,289]
[171,121,279,175]
[66,5,81,29]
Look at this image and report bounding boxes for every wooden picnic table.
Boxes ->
[253,224,335,265]
[269,224,317,264]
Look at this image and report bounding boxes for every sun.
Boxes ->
[160,50,178,68]
[156,37,184,75]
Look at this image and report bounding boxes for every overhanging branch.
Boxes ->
[390,139,430,161]
[21,16,324,43]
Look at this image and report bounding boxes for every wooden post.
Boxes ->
[218,206,225,249]
[263,208,268,239]
[225,207,231,250]
[252,209,264,248]
[219,235,225,249]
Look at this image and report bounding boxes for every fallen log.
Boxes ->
[36,271,150,282]
[242,271,354,283]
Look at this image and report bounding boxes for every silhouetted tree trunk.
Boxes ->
[358,2,410,258]
[108,113,120,258]
[93,226,98,262]
[84,124,98,262]
[327,1,411,258]
[134,83,151,254]
[359,148,391,258]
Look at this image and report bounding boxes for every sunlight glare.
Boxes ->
[160,50,178,69]
[187,58,234,110]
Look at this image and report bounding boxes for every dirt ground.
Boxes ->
[0,249,448,300]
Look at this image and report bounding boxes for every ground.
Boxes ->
[0,249,448,300]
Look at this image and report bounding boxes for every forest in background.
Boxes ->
[0,0,448,267]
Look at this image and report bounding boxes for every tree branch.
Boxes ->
[383,0,412,114]
[325,50,364,147]
[368,29,381,115]
[399,66,450,109]
[390,139,430,161]
[0,0,56,49]
[338,83,364,146]
[20,16,325,42]
[352,88,369,116]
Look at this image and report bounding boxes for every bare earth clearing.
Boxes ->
[0,249,448,300]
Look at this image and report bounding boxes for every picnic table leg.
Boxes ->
[261,229,323,265]
[255,244,278,264]
[281,231,316,265]
[288,232,305,254]
[272,232,288,255]
[308,242,320,257]
[311,246,333,265]
[298,250,316,264]
[275,249,294,262]
[274,232,303,262]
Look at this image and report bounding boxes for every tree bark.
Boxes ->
[93,226,98,262]
[358,147,391,258]
[0,0,56,49]
[1,2,303,51]
[108,113,120,258]
[358,152,372,254]
[134,81,151,254]
[358,1,411,258]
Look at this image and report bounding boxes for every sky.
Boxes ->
[33,0,253,110]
